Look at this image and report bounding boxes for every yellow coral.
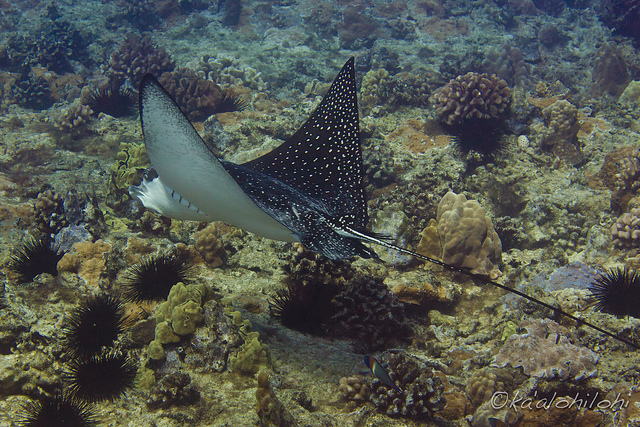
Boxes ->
[436,192,502,278]
[194,223,226,267]
[109,142,149,191]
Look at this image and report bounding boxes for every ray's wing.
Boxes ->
[138,74,297,242]
[242,57,368,231]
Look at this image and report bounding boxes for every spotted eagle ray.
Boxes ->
[129,58,638,350]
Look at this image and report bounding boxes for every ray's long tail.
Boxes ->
[350,226,640,350]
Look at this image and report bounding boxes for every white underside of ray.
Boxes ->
[129,174,214,221]
[140,78,298,242]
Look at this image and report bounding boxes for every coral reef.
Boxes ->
[465,368,506,409]
[436,192,502,278]
[228,330,271,375]
[147,282,209,360]
[491,319,599,380]
[50,101,93,131]
[611,207,640,249]
[158,68,223,122]
[338,375,371,401]
[194,223,226,267]
[431,72,511,126]
[256,371,298,427]
[34,189,67,235]
[108,142,149,192]
[0,20,90,74]
[147,372,200,410]
[12,71,54,110]
[360,69,430,113]
[483,43,535,88]
[191,54,268,91]
[57,240,111,287]
[533,99,583,166]
[592,43,632,97]
[106,34,175,87]
[329,276,407,353]
[369,352,446,419]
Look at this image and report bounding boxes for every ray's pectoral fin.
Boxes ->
[133,74,296,242]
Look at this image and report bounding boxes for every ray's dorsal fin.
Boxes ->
[243,57,368,230]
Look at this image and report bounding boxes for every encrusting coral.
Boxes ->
[491,318,599,380]
[436,191,502,279]
[431,72,511,126]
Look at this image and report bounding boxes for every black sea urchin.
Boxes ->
[217,89,248,113]
[17,395,97,427]
[84,86,137,118]
[64,350,138,403]
[269,280,339,335]
[122,252,192,303]
[62,294,126,358]
[589,266,640,318]
[8,235,64,284]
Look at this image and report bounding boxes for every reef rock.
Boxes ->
[491,319,599,380]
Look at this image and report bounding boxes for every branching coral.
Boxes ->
[369,352,446,419]
[13,71,54,110]
[50,101,93,131]
[360,69,431,113]
[431,72,511,126]
[106,34,175,87]
[34,188,67,235]
[491,319,599,380]
[158,68,224,122]
[191,53,268,91]
[436,191,502,278]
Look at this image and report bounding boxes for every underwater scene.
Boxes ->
[1,0,640,426]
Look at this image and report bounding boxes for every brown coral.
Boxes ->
[611,207,640,249]
[436,191,502,279]
[466,368,505,409]
[338,375,371,401]
[592,43,631,97]
[34,188,67,235]
[50,101,93,131]
[158,68,223,122]
[106,34,175,87]
[431,72,511,126]
[534,99,583,165]
[483,43,535,88]
[369,352,446,419]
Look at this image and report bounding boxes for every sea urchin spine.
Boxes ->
[62,293,126,358]
[64,349,138,403]
[589,266,640,318]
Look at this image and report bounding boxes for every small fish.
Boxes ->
[363,355,401,393]
[488,418,507,427]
